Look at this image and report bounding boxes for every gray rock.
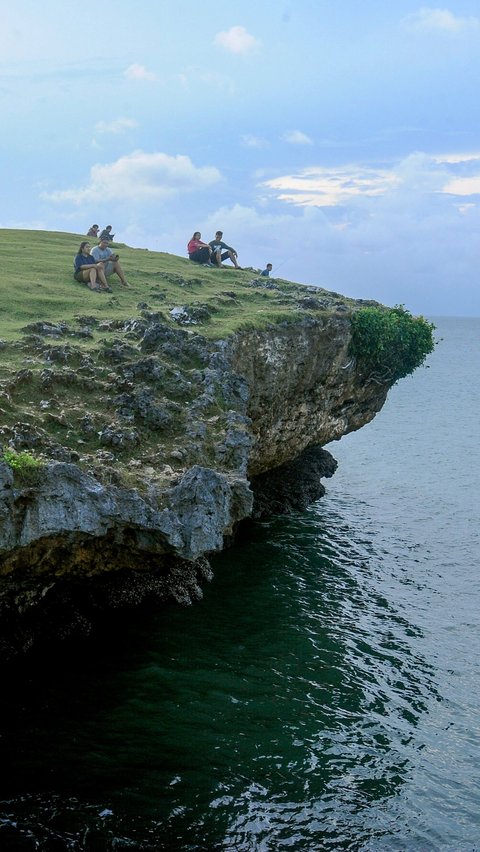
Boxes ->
[0,309,400,657]
[100,423,140,448]
[21,321,69,336]
[114,387,175,431]
[168,466,253,559]
[250,446,337,517]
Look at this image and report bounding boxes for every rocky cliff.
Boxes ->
[0,301,398,659]
[231,314,389,475]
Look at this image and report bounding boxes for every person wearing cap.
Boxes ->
[90,238,130,286]
[208,231,241,269]
[99,225,115,242]
[261,263,273,277]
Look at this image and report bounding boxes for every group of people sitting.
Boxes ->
[87,224,115,242]
[187,231,242,269]
[76,225,272,292]
[187,230,272,276]
[73,237,129,292]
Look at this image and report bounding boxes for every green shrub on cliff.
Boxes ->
[349,305,435,383]
[2,450,44,486]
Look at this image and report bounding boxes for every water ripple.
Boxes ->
[0,318,479,850]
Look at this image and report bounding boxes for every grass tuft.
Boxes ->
[2,449,45,486]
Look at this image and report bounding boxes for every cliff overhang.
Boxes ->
[0,234,434,657]
[0,309,395,657]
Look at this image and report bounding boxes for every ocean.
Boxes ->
[0,316,479,851]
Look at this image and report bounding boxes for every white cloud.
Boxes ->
[214,25,260,55]
[43,150,222,205]
[94,117,138,135]
[262,151,480,209]
[282,130,314,146]
[241,134,270,149]
[443,176,480,195]
[196,166,480,315]
[402,7,480,34]
[455,202,476,215]
[124,63,157,81]
[263,165,400,207]
[433,151,480,164]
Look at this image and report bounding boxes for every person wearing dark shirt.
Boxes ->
[99,225,115,242]
[208,231,241,268]
[261,263,273,277]
[73,241,111,291]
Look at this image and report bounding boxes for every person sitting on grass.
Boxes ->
[90,238,130,287]
[208,231,241,269]
[73,241,111,292]
[87,224,99,238]
[99,225,115,242]
[261,263,273,277]
[187,232,214,265]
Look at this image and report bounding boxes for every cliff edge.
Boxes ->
[0,229,433,658]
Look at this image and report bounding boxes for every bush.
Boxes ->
[349,305,435,383]
[2,449,45,485]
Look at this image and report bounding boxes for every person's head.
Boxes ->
[266,263,273,270]
[92,224,98,230]
[215,231,223,239]
[78,240,90,254]
[106,225,112,232]
[99,238,109,248]
[192,231,201,240]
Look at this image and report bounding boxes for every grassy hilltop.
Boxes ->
[0,230,434,490]
[0,228,353,342]
[0,228,359,487]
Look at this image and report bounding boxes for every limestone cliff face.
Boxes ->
[230,315,389,476]
[0,313,393,658]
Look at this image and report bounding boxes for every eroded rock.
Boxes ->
[0,309,397,657]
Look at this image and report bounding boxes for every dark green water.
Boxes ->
[0,318,479,850]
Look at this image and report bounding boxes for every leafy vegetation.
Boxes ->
[2,449,45,485]
[349,305,435,383]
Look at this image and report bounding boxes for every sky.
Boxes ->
[1,0,480,315]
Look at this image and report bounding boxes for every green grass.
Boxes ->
[0,228,372,487]
[0,228,350,342]
[1,449,44,486]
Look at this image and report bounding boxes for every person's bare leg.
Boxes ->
[95,264,109,288]
[113,260,129,286]
[86,269,98,290]
[228,250,241,269]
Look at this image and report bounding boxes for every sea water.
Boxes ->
[0,317,479,851]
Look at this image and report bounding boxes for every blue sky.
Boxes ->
[2,0,480,315]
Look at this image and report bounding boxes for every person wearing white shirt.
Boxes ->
[90,238,129,287]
